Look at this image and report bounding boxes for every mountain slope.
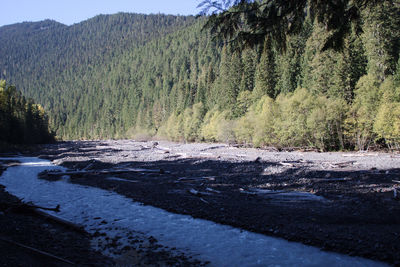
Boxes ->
[0,13,213,138]
[1,5,399,150]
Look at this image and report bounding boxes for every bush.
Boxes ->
[345,74,381,150]
[373,77,400,149]
[201,108,234,142]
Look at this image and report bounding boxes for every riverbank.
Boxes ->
[34,140,400,265]
[0,157,208,266]
[0,160,113,266]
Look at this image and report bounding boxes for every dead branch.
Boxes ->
[328,161,357,168]
[200,198,209,204]
[206,187,221,194]
[279,162,294,167]
[0,236,75,265]
[342,153,378,157]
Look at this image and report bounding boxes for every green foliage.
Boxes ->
[362,0,400,81]
[233,90,253,118]
[201,0,380,52]
[234,89,349,150]
[373,77,400,148]
[0,80,54,145]
[235,95,277,147]
[253,38,277,99]
[183,102,206,142]
[200,109,234,143]
[0,7,399,150]
[345,74,381,150]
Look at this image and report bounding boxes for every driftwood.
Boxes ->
[206,187,221,194]
[177,176,215,182]
[26,203,60,212]
[188,188,213,196]
[4,203,87,235]
[0,236,75,265]
[318,177,351,182]
[279,162,295,167]
[187,189,211,204]
[3,202,60,213]
[342,153,378,157]
[45,167,167,176]
[200,198,210,204]
[327,161,357,168]
[154,146,170,153]
[32,209,86,234]
[106,177,139,183]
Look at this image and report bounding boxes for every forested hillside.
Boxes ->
[1,3,400,150]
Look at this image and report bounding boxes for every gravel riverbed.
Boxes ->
[3,140,400,265]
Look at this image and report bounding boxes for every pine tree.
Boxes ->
[239,48,257,93]
[253,37,277,99]
[362,0,400,81]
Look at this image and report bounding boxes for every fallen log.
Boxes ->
[4,202,60,213]
[45,167,167,176]
[177,176,215,182]
[26,203,60,212]
[0,236,75,265]
[32,209,86,234]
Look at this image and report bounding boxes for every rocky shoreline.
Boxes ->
[2,140,400,265]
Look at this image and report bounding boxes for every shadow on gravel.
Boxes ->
[37,156,400,264]
[39,141,123,159]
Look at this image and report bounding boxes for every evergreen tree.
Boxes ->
[253,37,277,99]
[362,0,400,81]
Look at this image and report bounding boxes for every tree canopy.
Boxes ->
[0,80,54,146]
[199,0,382,50]
[1,9,399,150]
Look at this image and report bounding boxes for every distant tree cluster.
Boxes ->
[0,7,399,150]
[0,80,54,145]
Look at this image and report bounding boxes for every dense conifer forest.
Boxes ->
[0,3,399,150]
[0,80,54,146]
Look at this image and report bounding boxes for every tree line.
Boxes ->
[0,80,54,146]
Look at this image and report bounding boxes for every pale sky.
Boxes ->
[0,0,202,27]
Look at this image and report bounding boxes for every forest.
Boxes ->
[0,1,399,151]
[0,80,54,147]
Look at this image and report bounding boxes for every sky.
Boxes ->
[0,0,202,27]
